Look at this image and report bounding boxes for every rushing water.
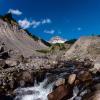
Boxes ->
[14,79,54,100]
[13,65,100,100]
[14,66,74,100]
[14,81,87,100]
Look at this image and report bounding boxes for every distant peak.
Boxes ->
[49,36,66,44]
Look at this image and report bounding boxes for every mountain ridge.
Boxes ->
[0,13,50,57]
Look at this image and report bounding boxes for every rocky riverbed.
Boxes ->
[0,50,100,100]
[0,40,100,100]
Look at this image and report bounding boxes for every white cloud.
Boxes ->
[18,18,31,29]
[42,19,51,24]
[31,20,41,28]
[44,30,55,34]
[58,31,62,34]
[18,19,41,29]
[18,18,52,29]
[77,27,82,31]
[8,9,22,15]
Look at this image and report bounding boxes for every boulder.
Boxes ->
[5,59,18,67]
[68,74,76,85]
[55,78,65,87]
[78,71,92,82]
[48,85,69,100]
[21,71,33,86]
[90,62,100,73]
[19,80,25,87]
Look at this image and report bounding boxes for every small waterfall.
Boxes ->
[14,79,53,100]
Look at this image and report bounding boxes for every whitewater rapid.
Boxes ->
[14,79,53,100]
[13,65,92,100]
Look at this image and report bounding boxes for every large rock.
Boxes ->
[90,62,100,73]
[68,74,76,85]
[78,71,92,82]
[5,59,18,67]
[48,85,69,100]
[20,71,33,86]
[55,78,65,87]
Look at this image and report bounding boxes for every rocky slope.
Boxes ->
[65,36,100,61]
[0,13,49,57]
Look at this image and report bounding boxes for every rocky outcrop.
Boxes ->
[0,13,49,57]
[65,36,100,72]
[65,36,100,61]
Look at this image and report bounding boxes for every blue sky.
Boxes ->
[0,0,100,40]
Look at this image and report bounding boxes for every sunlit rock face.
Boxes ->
[65,36,100,61]
[49,36,66,44]
[0,14,49,57]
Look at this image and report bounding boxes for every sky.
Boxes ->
[0,0,100,40]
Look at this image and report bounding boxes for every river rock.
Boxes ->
[55,78,65,86]
[48,85,69,100]
[78,71,92,82]
[90,62,100,73]
[68,74,76,85]
[5,59,18,67]
[19,80,25,87]
[21,71,33,85]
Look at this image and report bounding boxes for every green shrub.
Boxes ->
[36,49,50,54]
[65,39,77,44]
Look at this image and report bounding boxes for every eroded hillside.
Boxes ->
[65,36,100,61]
[0,13,49,57]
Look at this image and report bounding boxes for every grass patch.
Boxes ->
[36,49,51,54]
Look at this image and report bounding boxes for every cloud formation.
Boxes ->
[8,9,22,15]
[18,18,52,29]
[44,30,55,34]
[31,20,41,28]
[77,27,82,31]
[18,18,31,29]
[42,19,51,24]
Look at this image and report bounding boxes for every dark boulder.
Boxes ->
[48,85,69,100]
